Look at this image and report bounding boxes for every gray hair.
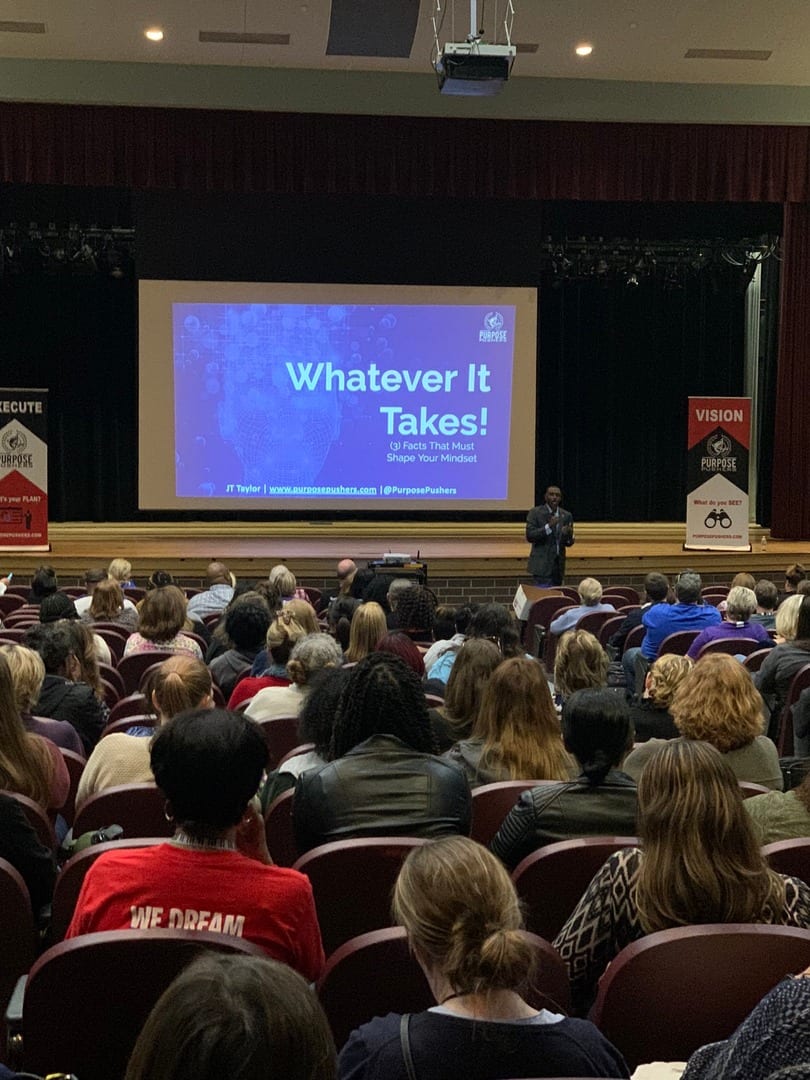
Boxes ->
[287,632,343,681]
[675,571,702,604]
[726,586,757,622]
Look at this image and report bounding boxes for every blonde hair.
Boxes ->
[108,558,132,584]
[268,564,297,597]
[0,644,45,712]
[635,739,785,934]
[282,599,319,635]
[0,652,56,808]
[344,602,387,663]
[670,654,764,752]
[776,594,803,641]
[393,837,535,997]
[577,577,603,605]
[554,629,608,699]
[473,658,573,781]
[646,653,693,709]
[265,610,308,666]
[148,656,213,722]
[442,639,503,739]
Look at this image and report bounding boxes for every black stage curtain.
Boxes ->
[0,186,780,523]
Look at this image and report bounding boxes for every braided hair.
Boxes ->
[330,652,435,760]
[390,585,437,636]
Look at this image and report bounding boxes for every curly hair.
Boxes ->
[330,653,434,759]
[297,667,353,758]
[553,629,608,699]
[635,739,785,934]
[670,653,764,751]
[389,585,437,637]
[645,653,693,709]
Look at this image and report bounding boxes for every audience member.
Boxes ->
[67,708,324,979]
[781,563,806,604]
[230,609,308,708]
[686,586,774,658]
[791,685,810,758]
[123,585,203,660]
[38,591,79,623]
[0,791,55,915]
[23,623,107,752]
[716,571,756,614]
[344,601,388,664]
[553,739,810,1015]
[74,567,134,617]
[375,631,425,677]
[549,578,616,636]
[385,577,416,626]
[746,765,810,845]
[349,567,375,601]
[388,583,437,641]
[108,558,135,589]
[245,633,342,722]
[64,621,112,716]
[209,599,272,699]
[268,564,308,603]
[0,643,84,755]
[750,578,778,629]
[755,594,810,733]
[423,604,473,675]
[81,577,139,630]
[624,654,781,789]
[327,594,360,651]
[76,656,214,809]
[27,563,58,605]
[628,653,692,742]
[608,571,670,655]
[186,561,235,623]
[247,597,318,678]
[145,569,175,591]
[491,688,636,870]
[445,658,573,788]
[339,836,628,1080]
[293,653,471,854]
[125,953,337,1080]
[0,651,68,814]
[429,638,502,750]
[429,603,522,685]
[335,558,357,595]
[553,629,608,701]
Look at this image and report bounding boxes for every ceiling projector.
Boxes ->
[435,41,516,96]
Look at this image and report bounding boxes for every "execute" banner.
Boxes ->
[685,396,751,552]
[0,388,49,552]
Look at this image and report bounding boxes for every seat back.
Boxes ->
[598,614,625,647]
[264,789,298,867]
[108,692,151,724]
[50,837,163,943]
[590,923,810,1069]
[696,636,764,659]
[117,651,177,695]
[259,715,302,770]
[293,837,427,958]
[98,628,128,663]
[575,610,615,636]
[622,624,646,654]
[0,857,36,1023]
[72,783,172,839]
[0,593,24,617]
[0,790,56,849]
[17,929,266,1080]
[601,586,640,605]
[101,714,157,738]
[98,662,126,699]
[59,749,86,827]
[743,648,772,672]
[512,836,640,942]
[317,926,570,1048]
[763,837,810,882]
[471,781,555,847]
[657,630,699,656]
[523,596,573,654]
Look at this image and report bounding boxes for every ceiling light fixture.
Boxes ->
[575,43,593,57]
[144,28,164,42]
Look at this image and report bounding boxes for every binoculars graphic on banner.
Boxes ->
[704,508,733,529]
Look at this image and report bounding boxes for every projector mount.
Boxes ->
[432,1,516,96]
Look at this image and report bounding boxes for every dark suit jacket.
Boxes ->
[526,503,575,583]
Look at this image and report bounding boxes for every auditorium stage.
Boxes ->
[4,521,807,608]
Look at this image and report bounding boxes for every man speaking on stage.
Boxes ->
[526,485,575,586]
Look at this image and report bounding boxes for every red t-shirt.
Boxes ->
[66,843,324,981]
[228,674,289,710]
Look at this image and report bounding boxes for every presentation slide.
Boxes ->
[139,282,537,512]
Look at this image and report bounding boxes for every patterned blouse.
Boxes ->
[553,847,810,1015]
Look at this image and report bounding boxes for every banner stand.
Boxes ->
[0,388,49,553]
[684,396,751,553]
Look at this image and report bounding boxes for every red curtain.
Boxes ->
[772,203,810,539]
[1,101,810,201]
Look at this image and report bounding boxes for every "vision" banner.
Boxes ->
[0,388,49,552]
[685,396,751,552]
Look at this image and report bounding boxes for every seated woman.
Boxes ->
[208,598,272,700]
[553,739,810,1015]
[548,577,616,637]
[429,638,502,751]
[430,604,524,685]
[0,791,55,915]
[123,585,203,660]
[755,593,810,737]
[293,653,472,855]
[623,653,782,790]
[230,608,308,708]
[81,577,139,631]
[388,584,437,642]
[75,656,214,811]
[108,557,136,591]
[375,632,425,677]
[344,601,388,664]
[746,765,810,844]
[445,658,573,788]
[247,598,319,679]
[27,563,58,606]
[268,564,309,603]
[627,652,692,742]
[339,836,629,1080]
[67,708,324,980]
[491,688,637,871]
[0,643,84,755]
[245,633,343,723]
[686,585,774,658]
[553,629,608,703]
[0,651,69,817]
[125,953,336,1080]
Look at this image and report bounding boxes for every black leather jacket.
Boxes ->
[490,770,638,870]
[293,734,472,855]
